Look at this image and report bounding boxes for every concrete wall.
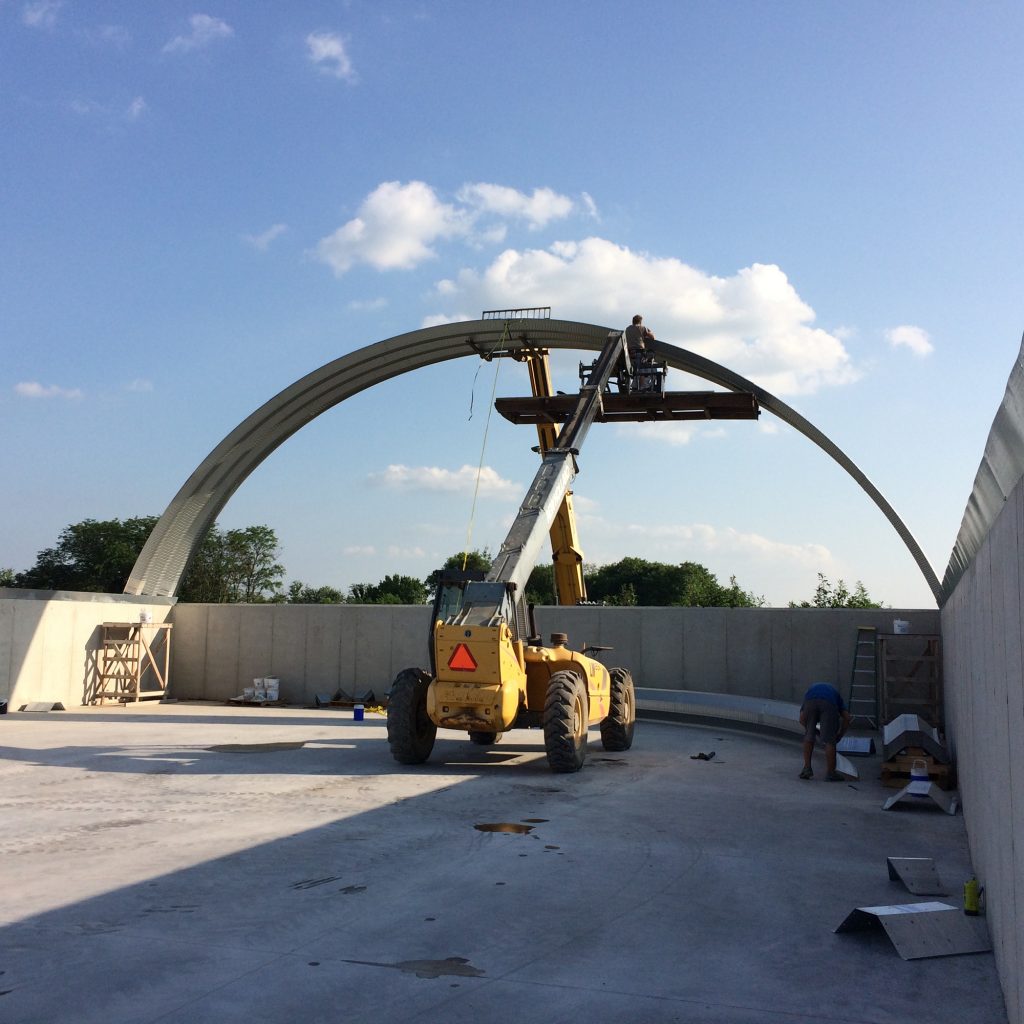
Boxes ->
[0,591,940,710]
[942,475,1024,1024]
[0,590,174,709]
[166,602,938,705]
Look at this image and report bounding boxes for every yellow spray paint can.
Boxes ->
[964,876,982,916]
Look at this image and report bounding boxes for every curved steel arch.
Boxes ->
[126,319,941,603]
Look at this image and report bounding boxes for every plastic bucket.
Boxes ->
[264,678,279,701]
[353,704,364,722]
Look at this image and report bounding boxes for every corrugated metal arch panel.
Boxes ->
[942,333,1024,602]
[126,319,940,602]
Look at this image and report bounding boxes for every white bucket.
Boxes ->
[264,677,280,701]
[139,609,153,624]
[893,619,910,634]
[243,687,255,701]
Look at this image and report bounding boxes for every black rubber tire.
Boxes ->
[386,668,436,765]
[468,731,501,746]
[600,667,636,751]
[543,670,588,773]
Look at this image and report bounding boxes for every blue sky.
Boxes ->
[2,1,1022,607]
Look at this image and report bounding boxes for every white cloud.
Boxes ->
[22,1,61,29]
[306,31,356,81]
[368,463,520,497]
[15,381,83,399]
[70,98,105,117]
[429,237,859,396]
[126,378,153,392]
[126,96,147,120]
[618,422,727,447]
[580,192,599,219]
[315,181,586,276]
[315,181,470,274]
[617,521,832,568]
[885,324,933,357]
[347,297,388,312]
[91,24,132,47]
[342,545,376,556]
[386,544,426,558]
[242,223,287,252]
[456,184,575,229]
[163,14,233,55]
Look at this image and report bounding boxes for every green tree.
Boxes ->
[423,549,492,592]
[0,568,16,588]
[345,574,429,604]
[15,516,159,593]
[223,525,284,602]
[11,516,285,601]
[790,573,882,609]
[286,580,345,604]
[586,557,759,607]
[525,562,556,604]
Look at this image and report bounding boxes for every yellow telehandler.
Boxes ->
[386,323,637,772]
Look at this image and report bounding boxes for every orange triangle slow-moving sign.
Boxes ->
[448,643,478,671]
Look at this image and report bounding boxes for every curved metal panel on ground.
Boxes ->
[126,318,940,602]
[942,332,1024,602]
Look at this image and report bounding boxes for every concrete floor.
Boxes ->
[0,704,1007,1024]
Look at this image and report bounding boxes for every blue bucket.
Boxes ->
[353,704,364,722]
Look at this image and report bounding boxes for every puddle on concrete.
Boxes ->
[521,818,548,823]
[474,822,534,834]
[207,742,306,753]
[544,845,560,850]
[593,758,626,766]
[290,876,340,890]
[339,885,366,895]
[341,956,484,980]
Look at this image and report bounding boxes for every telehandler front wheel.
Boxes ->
[468,731,501,746]
[387,668,436,765]
[543,670,588,773]
[600,667,635,751]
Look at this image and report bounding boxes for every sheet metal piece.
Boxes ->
[837,736,875,756]
[882,713,950,762]
[887,857,947,895]
[124,320,940,600]
[835,902,991,960]
[882,780,959,814]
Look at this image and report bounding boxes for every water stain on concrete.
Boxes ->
[342,956,484,980]
[207,742,306,753]
[474,822,534,834]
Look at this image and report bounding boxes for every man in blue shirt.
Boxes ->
[799,682,852,781]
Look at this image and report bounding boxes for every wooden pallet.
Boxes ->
[227,698,286,708]
[880,751,956,791]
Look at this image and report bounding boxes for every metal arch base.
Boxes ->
[125,319,941,601]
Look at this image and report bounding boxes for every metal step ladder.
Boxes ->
[848,626,879,728]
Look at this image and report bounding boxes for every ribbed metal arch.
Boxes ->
[126,319,940,603]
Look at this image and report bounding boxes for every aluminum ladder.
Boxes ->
[847,626,879,727]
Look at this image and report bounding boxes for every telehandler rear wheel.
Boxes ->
[387,668,436,764]
[468,731,501,745]
[543,670,588,773]
[600,667,635,751]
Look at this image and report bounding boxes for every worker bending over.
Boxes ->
[798,682,852,781]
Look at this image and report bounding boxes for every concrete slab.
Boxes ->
[0,704,1007,1024]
